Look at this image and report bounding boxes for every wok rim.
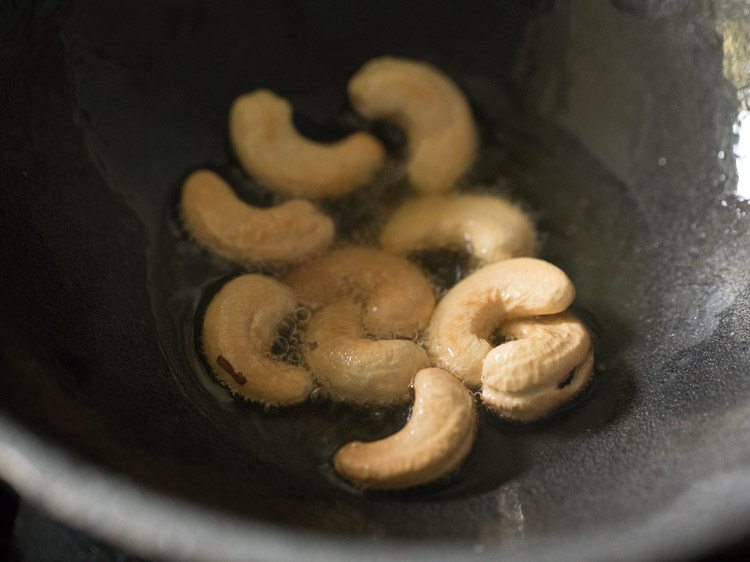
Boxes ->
[2,411,750,562]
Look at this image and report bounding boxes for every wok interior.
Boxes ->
[1,0,749,551]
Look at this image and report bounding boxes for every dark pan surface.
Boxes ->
[1,1,749,560]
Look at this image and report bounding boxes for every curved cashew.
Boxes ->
[284,246,435,338]
[202,274,313,405]
[305,300,430,404]
[333,368,477,490]
[181,170,334,265]
[348,57,478,193]
[380,193,536,264]
[427,258,575,388]
[481,313,594,421]
[229,90,386,198]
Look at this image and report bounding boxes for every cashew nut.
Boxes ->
[481,313,594,421]
[284,246,435,338]
[333,367,477,490]
[304,300,430,404]
[181,169,334,265]
[427,258,575,387]
[380,193,536,264]
[229,90,386,198]
[202,274,313,405]
[348,57,478,193]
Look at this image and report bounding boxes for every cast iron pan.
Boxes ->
[1,1,749,560]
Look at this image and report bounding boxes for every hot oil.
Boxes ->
[411,248,474,299]
[147,94,647,499]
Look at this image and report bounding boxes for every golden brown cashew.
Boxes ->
[229,90,386,198]
[305,300,430,404]
[202,274,313,405]
[380,193,537,264]
[333,368,477,489]
[427,258,575,388]
[348,57,478,193]
[284,246,435,338]
[481,313,594,421]
[181,170,334,265]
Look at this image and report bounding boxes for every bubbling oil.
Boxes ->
[146,89,641,497]
[220,158,486,376]
[269,308,312,368]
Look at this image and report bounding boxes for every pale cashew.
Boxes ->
[229,90,386,198]
[333,367,477,490]
[481,313,594,421]
[380,193,537,264]
[181,169,334,265]
[202,274,313,405]
[427,258,575,388]
[348,57,478,193]
[304,300,430,404]
[284,246,435,338]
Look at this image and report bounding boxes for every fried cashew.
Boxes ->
[202,274,313,405]
[427,258,575,387]
[181,170,334,265]
[229,90,386,198]
[380,193,536,264]
[481,313,594,421]
[305,300,430,404]
[284,246,435,338]
[333,368,477,490]
[348,57,478,194]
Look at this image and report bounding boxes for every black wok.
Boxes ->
[1,1,749,560]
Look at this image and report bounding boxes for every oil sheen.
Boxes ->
[147,92,648,499]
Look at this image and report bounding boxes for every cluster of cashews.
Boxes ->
[180,57,593,490]
[427,258,594,422]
